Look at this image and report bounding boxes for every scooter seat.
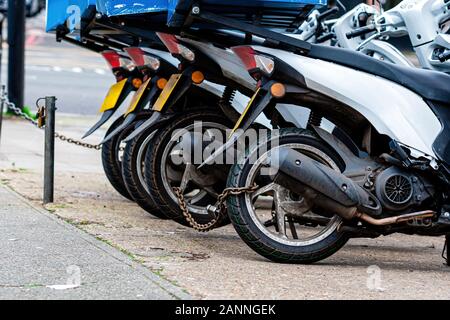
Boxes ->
[308,44,450,104]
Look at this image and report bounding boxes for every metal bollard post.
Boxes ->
[0,86,4,146]
[43,96,56,204]
[446,234,450,267]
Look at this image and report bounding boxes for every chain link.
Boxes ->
[173,184,259,232]
[3,93,103,151]
[54,132,102,150]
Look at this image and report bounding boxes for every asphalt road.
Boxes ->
[2,12,115,115]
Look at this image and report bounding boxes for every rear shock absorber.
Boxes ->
[219,86,240,122]
[307,110,323,128]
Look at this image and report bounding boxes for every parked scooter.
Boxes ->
[81,47,178,206]
[221,41,450,264]
[82,50,141,200]
[119,41,236,225]
[101,47,180,219]
[300,0,450,71]
[345,0,450,72]
[122,33,252,228]
[122,31,310,229]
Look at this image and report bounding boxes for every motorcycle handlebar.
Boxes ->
[318,7,339,21]
[346,25,376,39]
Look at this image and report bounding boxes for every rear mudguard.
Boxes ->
[82,109,117,139]
[100,81,161,144]
[198,83,274,168]
[152,68,194,113]
[100,113,138,145]
[124,69,195,142]
[199,82,306,168]
[123,112,178,142]
[82,81,134,139]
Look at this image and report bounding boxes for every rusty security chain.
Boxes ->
[3,94,119,151]
[7,100,42,128]
[54,132,102,150]
[173,184,259,232]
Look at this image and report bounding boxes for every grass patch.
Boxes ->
[44,203,73,214]
[94,235,139,262]
[51,203,71,209]
[25,283,45,289]
[11,168,29,173]
[3,106,36,119]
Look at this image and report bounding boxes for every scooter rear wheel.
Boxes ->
[144,110,233,227]
[121,126,168,219]
[226,128,349,264]
[101,117,133,201]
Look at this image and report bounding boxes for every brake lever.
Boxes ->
[316,32,335,43]
[356,32,382,51]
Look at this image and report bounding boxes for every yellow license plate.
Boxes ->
[99,79,128,113]
[152,74,182,112]
[125,78,152,116]
[230,87,261,135]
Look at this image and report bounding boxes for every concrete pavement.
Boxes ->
[2,116,450,299]
[0,182,189,300]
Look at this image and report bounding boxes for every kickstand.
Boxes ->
[442,235,449,266]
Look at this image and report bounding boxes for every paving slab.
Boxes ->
[0,184,190,300]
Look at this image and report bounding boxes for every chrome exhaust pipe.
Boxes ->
[356,210,435,226]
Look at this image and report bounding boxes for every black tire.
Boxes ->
[227,128,349,264]
[101,117,133,201]
[121,126,168,219]
[144,110,233,226]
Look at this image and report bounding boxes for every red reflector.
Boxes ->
[157,33,180,55]
[101,50,121,69]
[124,47,145,67]
[101,50,133,70]
[232,46,257,71]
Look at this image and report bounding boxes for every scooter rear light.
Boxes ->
[157,33,195,62]
[232,46,257,70]
[124,47,161,71]
[232,46,275,78]
[101,50,134,71]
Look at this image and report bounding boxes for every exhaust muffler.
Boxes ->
[272,148,382,220]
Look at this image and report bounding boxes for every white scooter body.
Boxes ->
[181,37,306,129]
[253,45,442,159]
